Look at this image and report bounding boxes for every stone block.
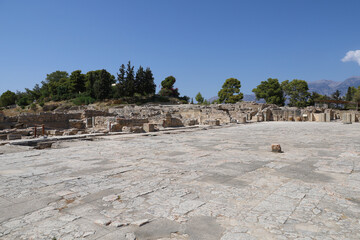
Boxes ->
[143,123,155,132]
[238,117,247,124]
[48,130,63,136]
[85,118,93,128]
[183,119,198,126]
[351,113,356,123]
[342,113,352,124]
[69,119,85,129]
[110,123,122,132]
[325,113,331,122]
[207,120,220,126]
[162,117,184,128]
[122,126,144,133]
[63,129,79,135]
[34,142,53,150]
[0,134,7,140]
[7,134,21,140]
[271,144,282,153]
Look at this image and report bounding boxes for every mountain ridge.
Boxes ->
[308,76,360,96]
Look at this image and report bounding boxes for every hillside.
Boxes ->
[308,76,360,96]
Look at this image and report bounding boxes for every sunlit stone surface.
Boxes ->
[0,122,360,239]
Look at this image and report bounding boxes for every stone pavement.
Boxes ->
[0,122,360,239]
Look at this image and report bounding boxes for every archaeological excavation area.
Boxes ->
[0,121,360,239]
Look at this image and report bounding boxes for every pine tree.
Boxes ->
[93,69,115,100]
[143,67,156,95]
[116,64,126,97]
[135,66,145,95]
[69,70,85,94]
[195,92,204,104]
[125,61,135,96]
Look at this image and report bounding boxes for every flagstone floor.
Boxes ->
[0,122,360,240]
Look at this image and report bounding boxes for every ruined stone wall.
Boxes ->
[0,112,82,130]
[1,102,360,135]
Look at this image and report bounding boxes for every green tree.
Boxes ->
[15,91,31,107]
[0,90,16,107]
[195,92,204,104]
[161,76,176,89]
[116,64,126,97]
[159,76,179,97]
[331,90,342,108]
[135,66,145,95]
[92,69,115,100]
[353,87,360,103]
[69,70,85,94]
[345,87,356,101]
[331,90,342,101]
[25,84,41,101]
[252,78,285,106]
[143,67,156,95]
[85,71,97,98]
[281,79,311,107]
[307,91,329,106]
[124,61,135,96]
[45,71,69,97]
[217,78,243,103]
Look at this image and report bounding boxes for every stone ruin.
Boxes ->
[0,102,359,141]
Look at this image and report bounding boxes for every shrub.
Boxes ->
[30,103,37,111]
[72,95,95,105]
[17,97,30,108]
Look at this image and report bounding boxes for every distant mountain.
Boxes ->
[308,76,360,96]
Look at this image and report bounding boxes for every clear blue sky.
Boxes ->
[1,0,360,99]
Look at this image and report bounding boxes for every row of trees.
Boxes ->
[193,77,360,108]
[0,62,189,108]
[252,78,311,107]
[253,78,360,107]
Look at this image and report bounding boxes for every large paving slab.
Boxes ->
[0,122,360,239]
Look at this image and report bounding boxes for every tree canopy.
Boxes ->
[281,79,311,107]
[0,90,16,107]
[0,61,193,108]
[159,76,179,97]
[252,78,285,106]
[218,78,243,103]
[195,92,204,104]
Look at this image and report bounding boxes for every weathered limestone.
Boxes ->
[205,119,220,126]
[162,113,184,128]
[1,122,360,239]
[183,119,198,126]
[47,130,63,136]
[143,123,155,132]
[0,134,7,140]
[34,142,53,149]
[110,123,122,132]
[69,119,85,129]
[342,113,352,124]
[122,126,144,133]
[7,134,21,140]
[271,144,282,153]
[1,103,360,141]
[238,116,247,124]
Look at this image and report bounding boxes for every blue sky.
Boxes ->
[1,0,360,99]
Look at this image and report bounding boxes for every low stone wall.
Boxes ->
[1,103,360,138]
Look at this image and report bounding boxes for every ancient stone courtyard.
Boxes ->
[0,122,360,240]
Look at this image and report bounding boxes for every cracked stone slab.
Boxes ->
[1,122,360,239]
